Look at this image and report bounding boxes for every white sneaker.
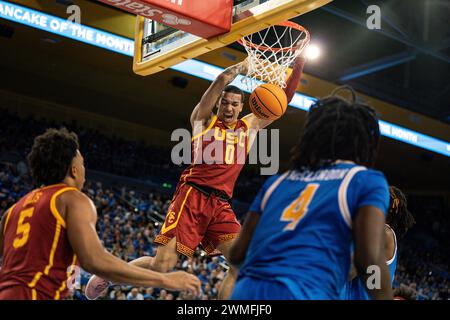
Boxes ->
[85,275,111,300]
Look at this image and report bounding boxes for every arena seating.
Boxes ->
[0,108,448,300]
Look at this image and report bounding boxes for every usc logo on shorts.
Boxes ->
[167,211,176,224]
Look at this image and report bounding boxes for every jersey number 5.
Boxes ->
[13,207,35,249]
[280,184,319,231]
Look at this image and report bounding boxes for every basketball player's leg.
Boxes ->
[85,240,178,300]
[127,255,154,269]
[201,199,241,300]
[151,237,178,272]
[125,236,178,272]
[85,184,201,299]
[216,239,239,300]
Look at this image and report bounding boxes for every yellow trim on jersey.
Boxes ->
[182,167,194,183]
[50,187,78,229]
[239,117,253,154]
[54,283,64,300]
[223,121,237,130]
[240,117,251,130]
[44,222,62,275]
[160,186,193,234]
[28,272,43,288]
[39,183,67,191]
[192,115,217,141]
[54,254,77,300]
[28,221,62,292]
[32,288,37,300]
[3,204,16,233]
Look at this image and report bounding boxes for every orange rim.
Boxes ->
[238,21,310,53]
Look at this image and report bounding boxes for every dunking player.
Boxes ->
[0,128,200,300]
[228,87,393,299]
[341,186,415,300]
[86,56,306,299]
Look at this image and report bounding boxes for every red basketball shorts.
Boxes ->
[154,183,241,257]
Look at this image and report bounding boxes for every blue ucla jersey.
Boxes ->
[231,162,389,300]
[341,225,398,300]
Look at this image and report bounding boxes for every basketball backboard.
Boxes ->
[133,0,332,76]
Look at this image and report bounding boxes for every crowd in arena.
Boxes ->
[0,108,449,300]
[0,109,264,204]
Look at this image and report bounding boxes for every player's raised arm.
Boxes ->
[190,59,248,127]
[284,55,306,104]
[64,190,201,295]
[243,55,306,130]
[353,205,393,300]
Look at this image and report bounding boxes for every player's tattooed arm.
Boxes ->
[228,211,260,267]
[190,59,248,127]
[221,59,248,82]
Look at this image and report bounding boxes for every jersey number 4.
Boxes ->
[280,183,319,231]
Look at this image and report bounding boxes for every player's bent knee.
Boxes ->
[153,243,178,272]
[152,258,176,273]
[130,256,154,269]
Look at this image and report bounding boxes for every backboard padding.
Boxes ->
[133,0,333,76]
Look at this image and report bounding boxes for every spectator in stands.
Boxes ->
[127,288,144,301]
[0,107,448,300]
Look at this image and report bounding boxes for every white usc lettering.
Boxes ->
[209,127,247,165]
[226,131,237,144]
[214,127,225,141]
[213,128,246,148]
[238,131,246,148]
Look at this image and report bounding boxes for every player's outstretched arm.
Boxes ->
[228,212,260,267]
[243,55,306,131]
[63,191,201,295]
[190,59,248,127]
[283,55,306,104]
[353,205,393,300]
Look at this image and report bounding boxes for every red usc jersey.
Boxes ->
[0,184,78,300]
[180,115,250,198]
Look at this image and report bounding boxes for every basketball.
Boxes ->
[249,84,288,120]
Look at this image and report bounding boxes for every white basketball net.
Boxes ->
[239,22,310,92]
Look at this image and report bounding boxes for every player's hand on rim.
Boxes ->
[240,57,250,74]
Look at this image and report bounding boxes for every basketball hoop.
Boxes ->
[238,21,310,92]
